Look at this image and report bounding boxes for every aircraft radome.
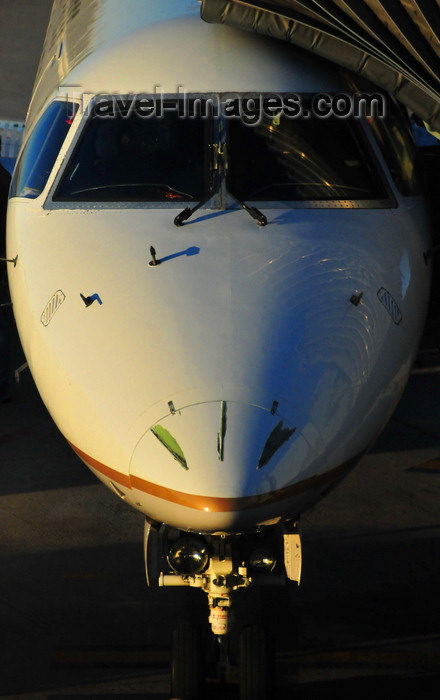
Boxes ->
[5,1,433,697]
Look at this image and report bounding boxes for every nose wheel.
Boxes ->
[170,622,204,700]
[170,622,272,699]
[239,623,271,700]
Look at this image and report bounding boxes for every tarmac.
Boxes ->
[1,2,440,698]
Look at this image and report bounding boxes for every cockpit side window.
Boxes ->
[53,100,211,202]
[226,99,388,203]
[367,102,423,196]
[10,101,78,199]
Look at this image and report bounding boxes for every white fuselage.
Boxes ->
[7,0,432,533]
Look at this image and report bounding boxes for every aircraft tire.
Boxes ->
[170,621,204,700]
[239,623,271,700]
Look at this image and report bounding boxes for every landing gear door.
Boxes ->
[283,531,302,584]
[143,519,162,587]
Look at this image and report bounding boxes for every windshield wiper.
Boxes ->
[226,190,267,226]
[221,141,267,226]
[174,173,218,226]
[174,141,267,227]
[174,142,218,227]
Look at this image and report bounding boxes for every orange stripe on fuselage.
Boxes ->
[69,442,360,512]
[69,443,132,488]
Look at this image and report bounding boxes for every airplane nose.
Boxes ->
[129,399,312,530]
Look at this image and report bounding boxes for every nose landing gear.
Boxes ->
[144,519,301,699]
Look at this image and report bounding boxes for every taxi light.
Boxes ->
[167,536,209,575]
[249,547,276,572]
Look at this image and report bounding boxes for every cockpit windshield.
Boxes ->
[226,99,387,202]
[51,94,390,207]
[54,100,210,202]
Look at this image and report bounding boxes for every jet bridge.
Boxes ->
[200,0,440,132]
